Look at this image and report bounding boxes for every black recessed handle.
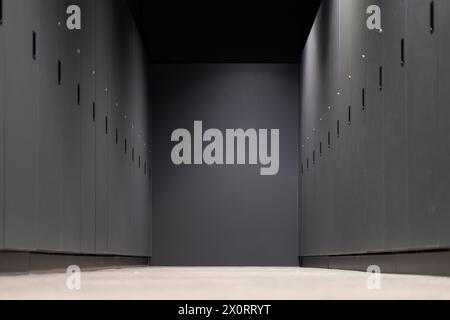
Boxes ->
[0,0,4,26]
[32,31,36,60]
[362,88,365,110]
[115,128,118,145]
[348,106,352,126]
[92,102,96,122]
[58,60,62,85]
[430,1,435,34]
[379,66,383,91]
[401,38,405,66]
[125,139,127,154]
[77,84,80,105]
[320,142,322,157]
[328,131,331,149]
[105,116,108,134]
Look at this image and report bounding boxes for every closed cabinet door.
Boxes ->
[0,0,5,249]
[382,0,409,251]
[436,0,450,246]
[4,0,39,250]
[406,0,439,248]
[35,0,63,251]
[79,0,96,254]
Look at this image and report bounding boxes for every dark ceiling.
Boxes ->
[126,0,321,63]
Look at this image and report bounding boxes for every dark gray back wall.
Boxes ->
[152,64,299,266]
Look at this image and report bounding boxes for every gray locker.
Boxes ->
[79,0,96,254]
[406,0,439,248]
[382,0,410,250]
[332,0,367,254]
[60,0,82,252]
[35,0,63,251]
[4,0,39,249]
[95,0,112,253]
[348,0,368,254]
[364,0,384,251]
[0,0,5,249]
[321,0,340,255]
[436,0,450,247]
[108,0,132,255]
[122,99,133,255]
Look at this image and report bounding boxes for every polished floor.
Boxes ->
[1,267,450,300]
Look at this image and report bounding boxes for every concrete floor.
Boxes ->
[1,267,450,300]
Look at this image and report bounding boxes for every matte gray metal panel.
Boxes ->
[133,31,150,257]
[95,0,112,254]
[382,0,409,250]
[347,0,368,254]
[0,0,5,249]
[4,0,39,249]
[60,0,82,252]
[436,0,450,246]
[364,0,384,252]
[80,0,96,254]
[108,0,134,255]
[35,0,63,251]
[406,0,439,248]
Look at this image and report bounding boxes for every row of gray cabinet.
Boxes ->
[0,0,152,257]
[300,0,450,257]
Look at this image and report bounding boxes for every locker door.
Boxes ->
[108,1,133,255]
[60,0,82,252]
[0,0,5,248]
[406,0,439,248]
[35,0,62,251]
[334,0,367,254]
[364,0,384,252]
[347,0,368,254]
[4,0,39,250]
[123,100,133,255]
[299,36,315,256]
[136,130,145,256]
[79,0,96,254]
[147,136,153,257]
[436,0,450,246]
[382,0,409,250]
[320,0,340,255]
[95,0,112,253]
